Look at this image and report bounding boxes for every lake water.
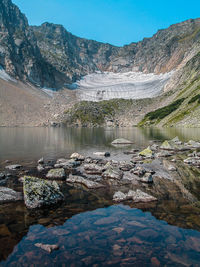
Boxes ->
[0,127,200,266]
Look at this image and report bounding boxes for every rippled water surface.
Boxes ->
[0,127,200,266]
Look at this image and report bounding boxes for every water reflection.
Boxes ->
[1,205,200,266]
[1,127,200,162]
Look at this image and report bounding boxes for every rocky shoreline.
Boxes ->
[1,136,200,210]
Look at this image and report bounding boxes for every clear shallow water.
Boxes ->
[1,127,200,266]
[1,205,200,267]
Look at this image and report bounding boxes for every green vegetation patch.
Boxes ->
[138,98,185,126]
[188,94,200,104]
[64,99,134,125]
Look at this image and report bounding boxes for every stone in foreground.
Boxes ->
[66,175,104,189]
[35,243,59,253]
[23,176,64,209]
[0,187,22,204]
[111,138,133,145]
[113,189,157,203]
[46,168,65,180]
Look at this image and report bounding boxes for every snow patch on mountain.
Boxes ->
[0,66,16,82]
[75,71,173,101]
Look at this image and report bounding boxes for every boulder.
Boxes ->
[70,153,85,161]
[5,164,21,170]
[38,157,44,164]
[84,164,104,175]
[130,189,157,203]
[111,138,133,145]
[113,189,157,203]
[139,146,153,158]
[187,140,200,148]
[102,165,123,180]
[138,172,153,183]
[131,166,146,177]
[55,159,81,169]
[93,152,110,157]
[66,175,104,189]
[119,161,135,171]
[46,168,66,180]
[23,176,64,209]
[0,187,22,204]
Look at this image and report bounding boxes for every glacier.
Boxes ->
[74,71,173,101]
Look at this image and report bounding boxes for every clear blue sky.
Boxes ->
[13,0,200,46]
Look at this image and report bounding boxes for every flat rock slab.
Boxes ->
[111,138,134,145]
[66,175,104,189]
[23,176,64,209]
[0,187,22,204]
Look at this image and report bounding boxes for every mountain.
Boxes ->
[0,0,200,126]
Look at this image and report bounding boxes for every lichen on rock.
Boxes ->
[23,176,64,209]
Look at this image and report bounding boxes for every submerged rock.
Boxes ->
[23,176,64,209]
[46,168,66,180]
[139,146,153,158]
[111,138,133,145]
[5,164,22,170]
[113,189,157,203]
[70,153,85,161]
[35,243,59,253]
[66,175,104,189]
[0,187,22,203]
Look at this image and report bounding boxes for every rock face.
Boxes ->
[2,0,200,90]
[0,187,22,203]
[23,176,64,209]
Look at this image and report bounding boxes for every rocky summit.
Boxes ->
[0,0,200,127]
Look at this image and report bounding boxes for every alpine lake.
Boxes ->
[0,127,200,267]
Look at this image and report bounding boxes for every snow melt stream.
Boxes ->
[75,71,172,101]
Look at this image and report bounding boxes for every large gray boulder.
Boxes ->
[23,176,64,209]
[0,187,22,204]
